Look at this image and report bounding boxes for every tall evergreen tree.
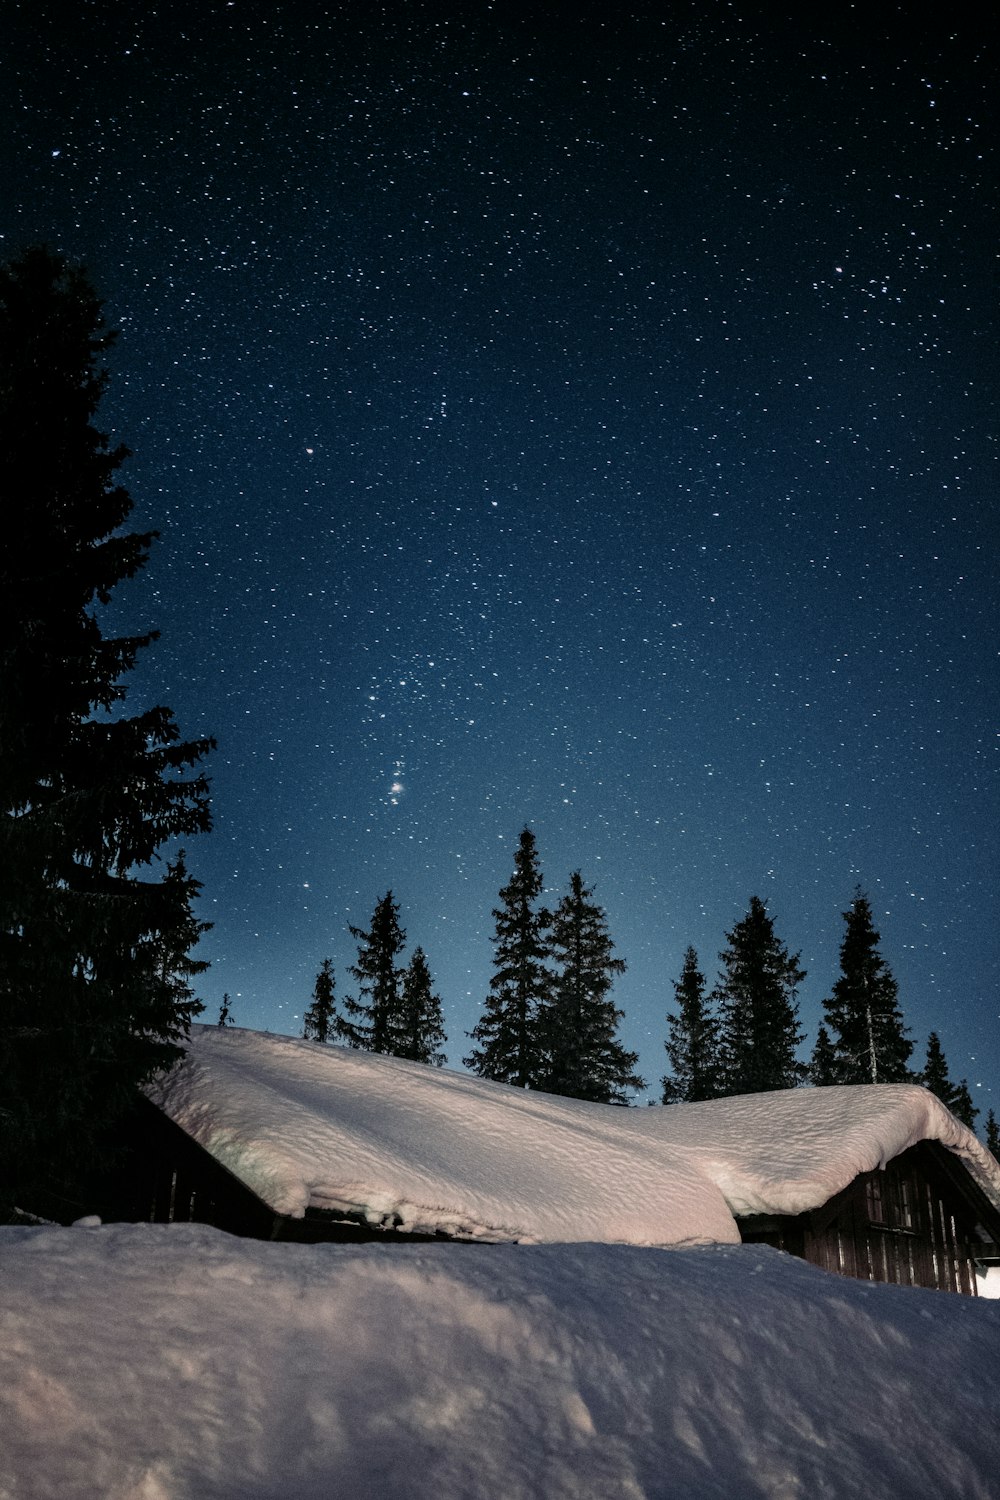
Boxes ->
[465,827,551,1088]
[0,248,214,1206]
[340,892,406,1053]
[986,1110,1000,1160]
[810,1023,839,1086]
[541,871,642,1104]
[921,1032,978,1128]
[303,958,337,1044]
[713,897,806,1095]
[662,946,719,1103]
[949,1080,979,1131]
[921,1032,952,1099]
[822,891,911,1084]
[398,946,447,1066]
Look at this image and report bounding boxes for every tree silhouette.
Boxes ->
[465,828,551,1088]
[542,871,642,1104]
[713,897,806,1095]
[0,248,213,1207]
[398,946,448,1066]
[921,1032,978,1128]
[663,946,719,1102]
[821,892,911,1084]
[341,892,407,1053]
[303,958,337,1044]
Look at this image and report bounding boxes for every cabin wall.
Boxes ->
[742,1143,992,1295]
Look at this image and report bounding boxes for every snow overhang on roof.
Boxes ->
[621,1082,1000,1221]
[148,1028,1000,1247]
[146,1027,740,1247]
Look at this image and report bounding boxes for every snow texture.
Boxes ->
[147,1027,1000,1244]
[3,1224,1000,1500]
[149,1026,738,1244]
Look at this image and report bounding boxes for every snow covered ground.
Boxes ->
[3,1222,1000,1500]
[147,1027,1000,1243]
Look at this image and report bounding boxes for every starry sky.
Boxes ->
[4,2,997,1110]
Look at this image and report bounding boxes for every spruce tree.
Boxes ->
[949,1080,979,1131]
[822,891,911,1084]
[340,892,406,1053]
[986,1110,1000,1159]
[541,871,642,1104]
[921,1033,978,1128]
[217,994,233,1027]
[921,1032,952,1099]
[713,896,806,1095]
[303,958,337,1044]
[0,248,214,1206]
[662,946,719,1103]
[465,827,551,1088]
[810,1023,839,1086]
[398,946,447,1066]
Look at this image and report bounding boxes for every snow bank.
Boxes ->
[148,1028,1000,1246]
[148,1027,738,1245]
[3,1224,1000,1500]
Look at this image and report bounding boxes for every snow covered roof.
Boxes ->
[147,1027,739,1246]
[622,1082,1000,1219]
[147,1026,1000,1247]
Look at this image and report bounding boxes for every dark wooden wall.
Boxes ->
[741,1142,999,1295]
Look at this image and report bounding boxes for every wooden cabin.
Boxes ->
[739,1139,1000,1296]
[65,1027,1000,1297]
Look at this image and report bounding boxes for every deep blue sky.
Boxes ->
[4,2,997,1111]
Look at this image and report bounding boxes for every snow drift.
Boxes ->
[3,1224,1000,1500]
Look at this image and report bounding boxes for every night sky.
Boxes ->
[5,3,997,1109]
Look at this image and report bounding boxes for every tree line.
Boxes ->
[299,828,642,1105]
[663,889,996,1147]
[301,837,999,1152]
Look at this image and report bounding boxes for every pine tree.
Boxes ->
[398,946,447,1066]
[303,958,337,1044]
[340,892,406,1053]
[949,1079,979,1131]
[822,891,911,1084]
[986,1110,1000,1159]
[810,1023,839,1086]
[0,248,214,1206]
[541,871,642,1104]
[713,896,806,1095]
[465,827,551,1088]
[921,1032,952,1099]
[217,994,233,1027]
[921,1033,978,1128]
[662,946,719,1103]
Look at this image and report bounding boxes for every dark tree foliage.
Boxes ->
[986,1110,1000,1160]
[217,993,233,1027]
[810,1023,839,1086]
[340,891,407,1054]
[922,1031,952,1099]
[821,891,912,1084]
[713,896,806,1095]
[921,1032,978,1128]
[662,946,719,1103]
[465,827,551,1088]
[949,1080,979,1131]
[541,871,642,1104]
[0,248,214,1205]
[303,958,337,1044]
[397,946,448,1066]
